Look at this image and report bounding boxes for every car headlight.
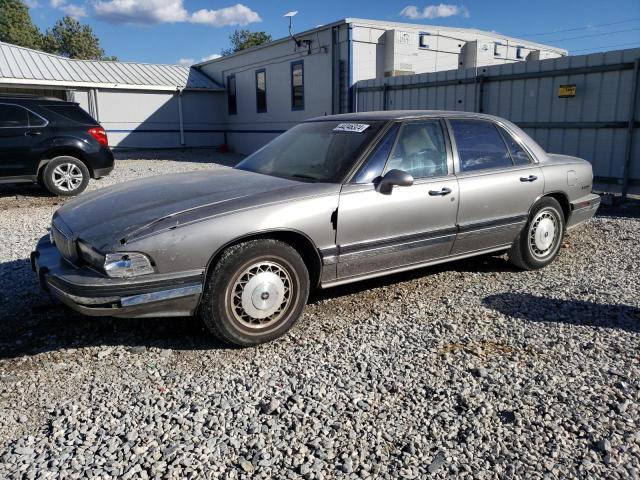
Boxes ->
[104,252,155,278]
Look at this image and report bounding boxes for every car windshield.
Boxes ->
[235,120,385,183]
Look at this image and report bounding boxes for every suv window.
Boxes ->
[0,104,28,128]
[450,119,513,172]
[498,126,532,165]
[354,123,400,183]
[43,104,97,125]
[385,120,447,178]
[28,111,47,127]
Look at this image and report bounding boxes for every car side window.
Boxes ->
[385,120,448,178]
[28,111,46,127]
[0,104,29,128]
[498,126,532,165]
[353,123,400,183]
[450,119,513,172]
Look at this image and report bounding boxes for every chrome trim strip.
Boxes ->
[322,244,512,288]
[120,284,203,307]
[340,233,456,262]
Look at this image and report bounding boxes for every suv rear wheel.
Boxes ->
[42,156,90,196]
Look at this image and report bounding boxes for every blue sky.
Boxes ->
[25,0,640,65]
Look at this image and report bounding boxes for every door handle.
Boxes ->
[520,175,537,182]
[428,187,452,196]
[25,131,42,136]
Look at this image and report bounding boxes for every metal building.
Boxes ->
[0,41,225,148]
[197,18,566,153]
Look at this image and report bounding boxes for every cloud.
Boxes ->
[190,4,261,27]
[400,3,470,20]
[60,3,86,18]
[201,53,221,61]
[24,0,40,8]
[178,54,221,66]
[49,0,65,7]
[94,0,261,27]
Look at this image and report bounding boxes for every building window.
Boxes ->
[516,46,524,59]
[419,32,430,49]
[291,60,304,111]
[255,69,267,113]
[227,74,237,115]
[494,42,502,57]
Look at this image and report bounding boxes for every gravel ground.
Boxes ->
[0,151,639,479]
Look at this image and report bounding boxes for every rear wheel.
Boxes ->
[42,156,90,196]
[509,197,565,270]
[200,239,310,347]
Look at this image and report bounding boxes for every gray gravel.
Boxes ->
[1,151,639,479]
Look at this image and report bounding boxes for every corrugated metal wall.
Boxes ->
[355,48,640,194]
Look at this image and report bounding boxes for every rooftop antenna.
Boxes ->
[284,11,312,53]
[284,11,300,46]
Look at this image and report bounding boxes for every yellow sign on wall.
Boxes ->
[558,84,577,98]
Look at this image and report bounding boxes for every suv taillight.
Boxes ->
[88,127,108,147]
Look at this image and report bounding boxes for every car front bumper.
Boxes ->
[31,236,204,318]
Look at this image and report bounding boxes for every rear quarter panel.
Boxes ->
[542,154,594,203]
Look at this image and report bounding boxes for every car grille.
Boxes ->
[51,219,79,264]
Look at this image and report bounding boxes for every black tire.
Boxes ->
[200,239,310,347]
[509,197,565,270]
[42,156,90,196]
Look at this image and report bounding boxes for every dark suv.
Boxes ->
[0,95,114,196]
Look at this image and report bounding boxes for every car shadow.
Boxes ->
[309,252,516,303]
[483,292,640,333]
[0,258,225,360]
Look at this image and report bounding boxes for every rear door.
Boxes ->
[336,119,459,279]
[0,103,49,177]
[447,118,543,254]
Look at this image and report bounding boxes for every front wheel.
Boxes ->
[200,239,310,347]
[508,197,565,270]
[42,156,90,196]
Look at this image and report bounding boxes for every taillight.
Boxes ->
[88,127,108,147]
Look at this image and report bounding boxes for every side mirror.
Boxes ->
[377,169,414,194]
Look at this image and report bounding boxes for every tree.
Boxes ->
[221,30,272,56]
[43,16,116,61]
[0,0,43,50]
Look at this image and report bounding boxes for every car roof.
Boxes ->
[306,110,505,122]
[0,94,72,105]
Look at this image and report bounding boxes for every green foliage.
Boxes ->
[222,30,272,56]
[0,3,116,61]
[0,0,43,49]
[42,16,116,60]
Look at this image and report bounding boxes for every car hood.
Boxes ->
[54,168,334,251]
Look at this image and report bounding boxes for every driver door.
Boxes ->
[336,120,459,279]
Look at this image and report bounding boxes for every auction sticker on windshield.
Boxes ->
[333,123,370,133]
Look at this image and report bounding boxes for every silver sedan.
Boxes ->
[32,111,600,346]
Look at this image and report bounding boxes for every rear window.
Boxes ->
[43,105,97,125]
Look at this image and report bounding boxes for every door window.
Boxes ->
[450,119,513,172]
[498,126,532,165]
[385,121,448,178]
[28,111,47,127]
[0,104,29,128]
[353,123,400,183]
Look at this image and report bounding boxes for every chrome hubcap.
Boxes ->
[529,209,559,258]
[52,163,83,192]
[231,261,292,328]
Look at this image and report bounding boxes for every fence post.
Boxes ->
[622,58,640,199]
[382,83,388,111]
[477,75,485,113]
